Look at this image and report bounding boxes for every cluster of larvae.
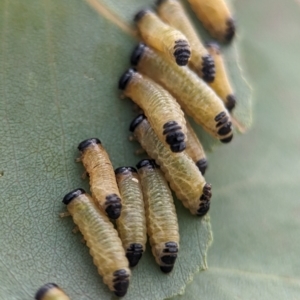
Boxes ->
[47,0,237,299]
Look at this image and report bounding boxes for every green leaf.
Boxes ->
[171,0,300,299]
[0,0,250,299]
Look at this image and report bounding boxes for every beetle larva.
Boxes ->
[206,42,236,111]
[187,0,235,43]
[119,68,187,151]
[115,166,147,267]
[185,120,208,175]
[156,0,215,82]
[62,188,131,297]
[131,115,212,216]
[78,138,122,219]
[134,9,191,66]
[136,159,179,273]
[131,43,233,143]
[35,283,70,300]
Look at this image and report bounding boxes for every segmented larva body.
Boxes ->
[35,283,70,300]
[78,138,122,219]
[119,68,187,152]
[115,166,147,267]
[131,44,233,143]
[185,120,208,175]
[206,42,236,111]
[62,189,131,297]
[131,115,212,216]
[134,9,191,66]
[156,0,215,82]
[187,0,235,43]
[136,159,179,273]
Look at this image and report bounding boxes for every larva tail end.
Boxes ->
[173,39,191,66]
[225,18,236,43]
[113,269,130,297]
[129,114,146,132]
[78,138,101,152]
[163,121,186,152]
[63,188,85,205]
[226,94,236,111]
[196,158,208,175]
[134,9,149,22]
[197,183,212,216]
[131,43,146,66]
[136,159,158,170]
[115,166,137,175]
[119,68,135,90]
[202,54,215,83]
[35,283,58,300]
[126,243,144,267]
[105,194,122,219]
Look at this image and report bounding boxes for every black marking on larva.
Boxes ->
[115,166,137,175]
[134,9,149,23]
[196,158,208,175]
[136,159,158,170]
[119,68,136,90]
[218,122,232,136]
[129,114,146,132]
[226,94,236,111]
[105,194,122,219]
[163,121,186,152]
[197,183,212,216]
[220,135,233,143]
[78,138,101,152]
[173,40,190,66]
[126,243,144,267]
[160,265,174,273]
[214,111,226,122]
[35,283,59,300]
[131,43,146,66]
[225,18,236,43]
[113,269,130,297]
[63,188,85,205]
[201,54,216,83]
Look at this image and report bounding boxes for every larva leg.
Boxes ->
[135,148,145,155]
[81,171,88,180]
[72,226,79,234]
[81,238,86,244]
[59,212,70,218]
[129,135,136,141]
[75,157,81,163]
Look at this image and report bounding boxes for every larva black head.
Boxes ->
[197,183,212,216]
[129,114,146,132]
[201,54,215,83]
[78,138,101,152]
[196,158,208,175]
[173,39,191,66]
[63,188,85,205]
[134,9,150,22]
[220,135,233,143]
[225,18,236,43]
[160,242,178,273]
[218,122,232,136]
[105,194,122,219]
[113,269,130,297]
[126,243,144,267]
[35,283,58,300]
[131,43,146,66]
[115,166,137,175]
[226,94,236,112]
[136,159,158,170]
[163,121,186,152]
[118,68,136,90]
